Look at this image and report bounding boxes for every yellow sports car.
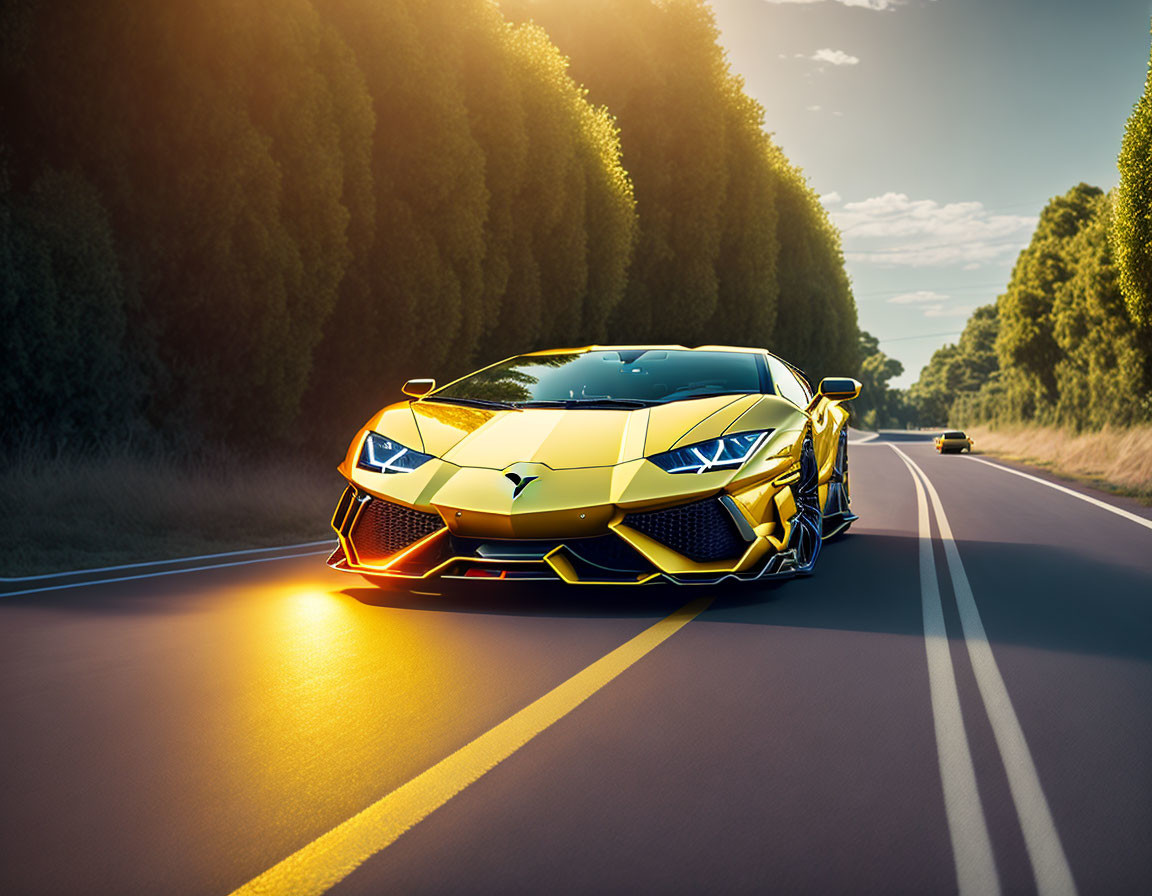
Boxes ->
[328,346,860,586]
[934,431,974,453]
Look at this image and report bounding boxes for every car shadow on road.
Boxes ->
[10,523,1149,665]
[341,527,1152,665]
[340,579,726,621]
[707,530,1152,666]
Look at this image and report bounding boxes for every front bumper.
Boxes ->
[327,483,807,586]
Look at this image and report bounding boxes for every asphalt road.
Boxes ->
[2,432,1151,895]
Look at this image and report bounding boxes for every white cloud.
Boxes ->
[924,304,976,318]
[811,48,860,66]
[885,291,974,319]
[820,191,843,206]
[762,0,904,10]
[831,192,1036,267]
[887,290,949,304]
[806,104,823,112]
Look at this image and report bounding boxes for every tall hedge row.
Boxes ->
[1,0,859,452]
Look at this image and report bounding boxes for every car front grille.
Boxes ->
[623,496,747,562]
[348,497,444,563]
[566,534,652,573]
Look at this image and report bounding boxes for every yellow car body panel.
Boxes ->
[330,345,860,585]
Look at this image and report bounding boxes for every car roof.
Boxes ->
[517,343,801,370]
[518,344,769,356]
[507,345,811,391]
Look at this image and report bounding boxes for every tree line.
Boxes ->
[911,182,1152,430]
[1,0,860,453]
[906,30,1152,432]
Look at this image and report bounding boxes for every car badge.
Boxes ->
[504,471,539,499]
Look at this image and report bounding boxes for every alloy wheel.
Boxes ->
[791,432,823,574]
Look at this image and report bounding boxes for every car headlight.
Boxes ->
[357,432,434,474]
[648,430,772,474]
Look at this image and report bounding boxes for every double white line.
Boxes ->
[891,445,1077,896]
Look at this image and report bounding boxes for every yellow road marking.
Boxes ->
[229,596,714,896]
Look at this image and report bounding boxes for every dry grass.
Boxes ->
[966,424,1152,501]
[0,449,344,576]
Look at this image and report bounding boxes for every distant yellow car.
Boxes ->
[935,431,974,453]
[328,346,861,586]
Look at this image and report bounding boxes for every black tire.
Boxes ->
[821,427,855,539]
[791,432,823,575]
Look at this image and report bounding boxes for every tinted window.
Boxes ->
[765,355,810,407]
[944,431,966,439]
[432,350,765,406]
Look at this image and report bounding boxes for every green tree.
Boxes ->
[706,88,779,348]
[995,183,1102,420]
[853,331,905,429]
[497,22,634,353]
[770,150,859,379]
[506,0,731,340]
[1,0,860,456]
[0,164,145,446]
[911,344,960,426]
[1113,24,1152,326]
[910,305,999,426]
[505,0,857,373]
[306,0,635,438]
[1053,191,1152,427]
[4,0,374,443]
[915,186,1152,431]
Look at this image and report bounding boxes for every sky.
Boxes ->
[708,0,1152,386]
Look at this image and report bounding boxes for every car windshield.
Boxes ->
[429,349,767,407]
[944,431,967,439]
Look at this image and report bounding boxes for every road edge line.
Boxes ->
[963,455,1152,533]
[0,539,337,583]
[227,596,714,896]
[894,445,1078,896]
[893,449,1000,896]
[0,549,335,598]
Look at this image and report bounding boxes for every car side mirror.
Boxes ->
[402,378,436,398]
[817,377,861,401]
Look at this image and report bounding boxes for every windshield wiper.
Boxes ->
[425,396,518,410]
[517,398,651,409]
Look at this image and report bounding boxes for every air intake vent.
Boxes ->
[349,497,444,562]
[623,496,746,562]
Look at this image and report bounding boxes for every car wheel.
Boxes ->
[791,432,823,575]
[821,427,854,538]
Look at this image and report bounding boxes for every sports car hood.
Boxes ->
[362,393,798,471]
